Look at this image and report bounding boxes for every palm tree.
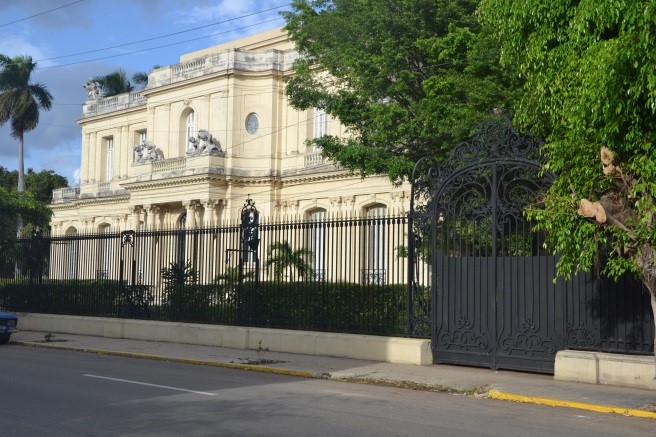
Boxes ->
[132,66,161,89]
[265,241,315,282]
[131,71,148,88]
[93,68,133,97]
[0,55,53,194]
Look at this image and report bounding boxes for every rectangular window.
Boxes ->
[105,137,114,181]
[313,108,327,145]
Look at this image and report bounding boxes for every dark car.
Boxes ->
[0,312,18,344]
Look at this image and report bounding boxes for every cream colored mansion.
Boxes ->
[50,28,410,235]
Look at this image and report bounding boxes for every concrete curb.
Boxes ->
[12,341,318,379]
[488,389,656,420]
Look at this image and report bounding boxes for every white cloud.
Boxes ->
[173,0,254,25]
[0,33,56,68]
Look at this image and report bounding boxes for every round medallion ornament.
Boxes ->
[245,113,259,134]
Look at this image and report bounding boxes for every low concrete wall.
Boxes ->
[555,350,656,391]
[16,313,432,365]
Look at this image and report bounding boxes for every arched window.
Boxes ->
[307,209,327,281]
[364,204,387,284]
[186,111,196,150]
[179,108,196,155]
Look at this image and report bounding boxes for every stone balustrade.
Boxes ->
[81,48,300,119]
[52,187,80,203]
[83,90,146,117]
[304,152,327,167]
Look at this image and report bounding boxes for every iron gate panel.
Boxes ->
[409,117,560,372]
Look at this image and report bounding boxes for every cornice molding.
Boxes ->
[49,194,130,210]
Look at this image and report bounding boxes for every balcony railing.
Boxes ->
[52,187,80,203]
[304,152,326,167]
[83,91,146,117]
[146,48,299,90]
[152,157,186,173]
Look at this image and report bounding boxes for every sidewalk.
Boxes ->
[10,330,656,420]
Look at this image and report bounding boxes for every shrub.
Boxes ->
[235,281,407,335]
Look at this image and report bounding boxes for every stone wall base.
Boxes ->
[17,313,432,366]
[555,350,656,391]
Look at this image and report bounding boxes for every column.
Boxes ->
[142,205,150,229]
[182,201,198,229]
[130,205,142,231]
[342,195,356,218]
[147,205,162,229]
[329,197,342,219]
[201,200,218,227]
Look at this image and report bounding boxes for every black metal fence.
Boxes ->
[0,213,652,361]
[408,118,654,373]
[0,214,409,336]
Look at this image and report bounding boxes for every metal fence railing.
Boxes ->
[0,214,412,337]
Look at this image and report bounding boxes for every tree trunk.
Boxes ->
[636,244,656,380]
[17,131,25,193]
[16,131,25,238]
[651,291,656,380]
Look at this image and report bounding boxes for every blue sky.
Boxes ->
[0,0,291,185]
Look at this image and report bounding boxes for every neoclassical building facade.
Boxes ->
[50,28,410,235]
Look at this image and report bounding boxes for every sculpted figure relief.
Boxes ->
[83,78,104,101]
[133,139,164,163]
[186,129,223,156]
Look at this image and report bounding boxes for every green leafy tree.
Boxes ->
[0,55,53,194]
[0,187,50,265]
[93,68,133,97]
[0,166,17,189]
[0,166,67,214]
[265,241,314,281]
[24,168,68,203]
[282,0,518,181]
[479,0,656,356]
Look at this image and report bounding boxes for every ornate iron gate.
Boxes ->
[409,118,560,372]
[118,230,151,318]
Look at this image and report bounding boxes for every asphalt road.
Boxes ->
[1,346,653,436]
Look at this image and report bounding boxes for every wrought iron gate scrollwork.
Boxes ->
[409,117,562,373]
[437,316,492,352]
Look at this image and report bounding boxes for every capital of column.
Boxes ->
[201,199,218,209]
[182,200,200,211]
[129,205,143,215]
[146,204,161,214]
